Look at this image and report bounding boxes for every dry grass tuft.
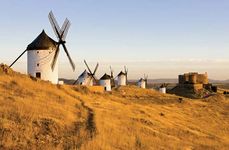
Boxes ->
[73,85,90,94]
[0,64,14,75]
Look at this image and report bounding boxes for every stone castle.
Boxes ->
[178,72,209,91]
[178,72,208,85]
[169,72,217,98]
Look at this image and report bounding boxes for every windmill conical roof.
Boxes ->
[139,78,146,82]
[100,73,111,80]
[138,78,143,82]
[78,70,90,78]
[26,30,57,50]
[117,71,126,76]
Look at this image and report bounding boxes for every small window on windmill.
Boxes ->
[36,72,41,78]
[37,63,39,67]
[37,51,39,54]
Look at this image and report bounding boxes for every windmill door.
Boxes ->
[36,72,41,78]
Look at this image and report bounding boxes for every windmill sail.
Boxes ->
[124,66,128,85]
[51,45,60,70]
[61,19,71,41]
[84,60,93,74]
[62,44,75,70]
[93,63,99,75]
[110,66,115,88]
[9,50,27,68]
[144,74,148,88]
[48,11,75,71]
[83,60,99,85]
[48,11,61,39]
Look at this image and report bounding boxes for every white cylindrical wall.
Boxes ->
[159,87,166,94]
[138,81,146,89]
[27,49,58,84]
[77,77,85,85]
[88,78,94,86]
[85,77,94,86]
[99,79,111,91]
[78,76,94,86]
[118,75,126,86]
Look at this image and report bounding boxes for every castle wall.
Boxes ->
[189,74,197,84]
[184,73,189,83]
[178,84,203,91]
[178,75,185,84]
[197,74,208,84]
[178,72,208,85]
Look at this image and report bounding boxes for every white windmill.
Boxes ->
[9,11,75,84]
[137,74,148,89]
[159,83,168,94]
[99,73,111,91]
[73,60,99,86]
[117,66,128,86]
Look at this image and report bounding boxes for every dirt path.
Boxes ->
[78,98,97,138]
[61,87,97,149]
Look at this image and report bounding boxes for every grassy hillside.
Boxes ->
[0,64,229,149]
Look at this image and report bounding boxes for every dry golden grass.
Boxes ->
[0,65,229,149]
[79,87,229,150]
[0,69,95,149]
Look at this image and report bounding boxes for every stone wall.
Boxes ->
[178,72,208,85]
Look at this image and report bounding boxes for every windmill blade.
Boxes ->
[124,66,128,84]
[90,63,99,83]
[110,66,115,87]
[49,11,75,71]
[84,60,93,75]
[62,43,75,71]
[145,79,148,88]
[110,66,113,77]
[60,18,71,41]
[48,11,61,40]
[114,75,118,80]
[91,74,97,84]
[51,44,60,70]
[9,50,27,68]
[124,66,128,74]
[93,63,99,75]
[73,78,78,85]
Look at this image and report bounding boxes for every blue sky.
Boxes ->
[0,0,229,79]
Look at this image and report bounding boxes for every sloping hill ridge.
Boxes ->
[0,64,229,149]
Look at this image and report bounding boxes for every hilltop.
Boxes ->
[130,78,229,84]
[0,64,229,149]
